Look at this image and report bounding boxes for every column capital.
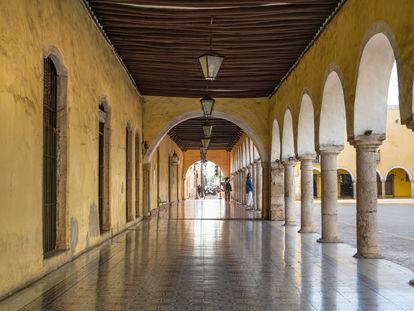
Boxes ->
[350,134,385,150]
[270,161,284,169]
[298,154,316,162]
[282,159,297,167]
[318,145,343,155]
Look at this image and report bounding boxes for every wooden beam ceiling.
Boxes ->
[167,117,243,151]
[86,0,343,98]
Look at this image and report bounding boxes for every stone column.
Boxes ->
[381,179,386,199]
[283,160,297,226]
[353,179,357,199]
[252,162,257,208]
[240,167,246,204]
[257,160,263,211]
[352,134,384,258]
[317,146,342,243]
[143,163,151,217]
[299,155,315,233]
[270,162,284,221]
[261,161,271,219]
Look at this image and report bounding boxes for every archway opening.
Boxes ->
[385,168,412,198]
[184,161,224,199]
[313,169,321,199]
[337,169,354,199]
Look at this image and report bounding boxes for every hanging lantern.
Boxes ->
[200,95,215,117]
[198,52,224,80]
[170,151,180,165]
[202,123,213,138]
[201,138,210,149]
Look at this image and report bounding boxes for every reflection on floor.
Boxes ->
[160,198,262,220]
[1,199,414,311]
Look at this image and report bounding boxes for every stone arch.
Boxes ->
[270,119,281,162]
[319,70,346,147]
[354,32,398,136]
[143,110,267,163]
[337,167,355,181]
[297,93,315,156]
[281,109,295,160]
[385,166,412,181]
[384,166,412,198]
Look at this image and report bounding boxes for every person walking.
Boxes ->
[246,173,254,210]
[224,177,232,202]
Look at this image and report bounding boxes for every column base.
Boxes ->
[298,227,315,233]
[353,252,383,259]
[283,221,296,226]
[317,237,343,243]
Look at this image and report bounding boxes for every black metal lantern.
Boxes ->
[202,123,213,138]
[200,95,215,117]
[198,52,224,80]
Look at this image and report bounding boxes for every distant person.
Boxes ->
[224,177,232,202]
[197,185,202,198]
[246,173,254,210]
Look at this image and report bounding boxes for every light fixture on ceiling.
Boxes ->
[198,16,224,80]
[201,138,210,149]
[202,123,213,138]
[198,52,224,81]
[200,95,215,118]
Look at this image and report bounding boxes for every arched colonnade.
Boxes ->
[269,25,414,259]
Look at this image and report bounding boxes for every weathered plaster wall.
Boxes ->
[0,0,143,298]
[182,150,230,178]
[142,96,270,162]
[269,0,414,152]
[149,135,183,210]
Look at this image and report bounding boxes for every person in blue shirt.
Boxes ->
[246,173,254,210]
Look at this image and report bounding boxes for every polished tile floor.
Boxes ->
[1,199,414,311]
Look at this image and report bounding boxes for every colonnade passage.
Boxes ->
[2,0,414,309]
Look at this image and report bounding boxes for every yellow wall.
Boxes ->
[149,135,183,209]
[0,0,143,298]
[389,168,411,198]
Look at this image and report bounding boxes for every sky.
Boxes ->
[387,62,398,106]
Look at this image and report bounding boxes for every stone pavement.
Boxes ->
[296,200,414,271]
[1,199,414,311]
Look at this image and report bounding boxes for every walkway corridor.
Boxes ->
[1,200,414,311]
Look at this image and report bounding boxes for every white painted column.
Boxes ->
[283,160,296,226]
[270,162,284,221]
[299,155,315,233]
[318,146,342,243]
[257,159,263,211]
[381,179,386,199]
[352,134,384,258]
